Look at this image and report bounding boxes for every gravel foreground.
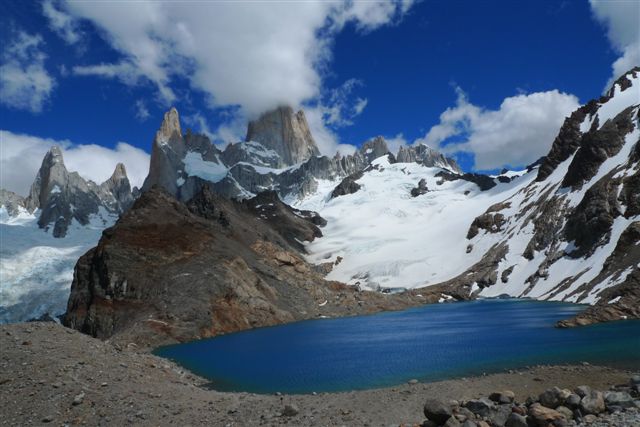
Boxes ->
[1,322,638,426]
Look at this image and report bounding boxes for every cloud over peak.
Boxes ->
[57,1,413,117]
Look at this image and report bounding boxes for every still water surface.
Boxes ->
[155,299,640,394]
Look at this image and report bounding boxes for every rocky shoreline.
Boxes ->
[2,322,638,426]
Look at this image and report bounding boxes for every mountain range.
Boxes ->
[0,67,638,339]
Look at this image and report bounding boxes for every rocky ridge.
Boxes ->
[63,185,457,347]
[458,68,640,313]
[0,146,134,237]
[137,105,463,204]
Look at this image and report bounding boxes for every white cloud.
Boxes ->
[0,32,55,113]
[42,0,81,44]
[72,62,145,87]
[385,133,408,155]
[590,0,640,90]
[57,1,411,118]
[417,87,580,170]
[134,99,150,121]
[0,130,150,196]
[304,107,356,157]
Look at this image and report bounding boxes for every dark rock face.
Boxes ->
[557,222,640,327]
[436,170,497,191]
[331,171,363,199]
[410,179,429,197]
[62,186,422,347]
[536,66,639,183]
[245,106,320,166]
[564,171,623,257]
[561,106,636,189]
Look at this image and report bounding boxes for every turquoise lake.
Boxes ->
[155,299,640,394]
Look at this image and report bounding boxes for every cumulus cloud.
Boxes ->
[417,87,580,170]
[0,32,55,113]
[0,130,150,196]
[52,1,411,120]
[590,0,640,90]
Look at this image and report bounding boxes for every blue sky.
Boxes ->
[1,0,638,195]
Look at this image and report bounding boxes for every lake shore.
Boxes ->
[2,321,637,426]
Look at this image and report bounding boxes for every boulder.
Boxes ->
[604,391,635,409]
[424,399,454,424]
[564,393,581,409]
[465,398,495,418]
[575,385,591,398]
[539,386,566,408]
[579,390,605,415]
[504,413,527,427]
[487,404,512,426]
[527,403,566,427]
[489,390,515,404]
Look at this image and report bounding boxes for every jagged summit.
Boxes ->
[245,106,320,166]
[0,146,134,238]
[157,107,182,143]
[397,143,462,174]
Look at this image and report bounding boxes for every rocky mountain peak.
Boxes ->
[245,106,320,165]
[26,145,70,211]
[143,108,188,195]
[157,107,182,143]
[110,163,127,181]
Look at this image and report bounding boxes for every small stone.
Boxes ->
[72,392,85,406]
[408,379,419,385]
[583,414,597,423]
[41,415,54,423]
[511,405,526,416]
[444,416,461,427]
[101,382,108,387]
[630,375,640,385]
[282,404,299,417]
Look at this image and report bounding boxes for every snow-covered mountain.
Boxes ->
[0,148,135,322]
[1,68,637,325]
[295,68,640,314]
